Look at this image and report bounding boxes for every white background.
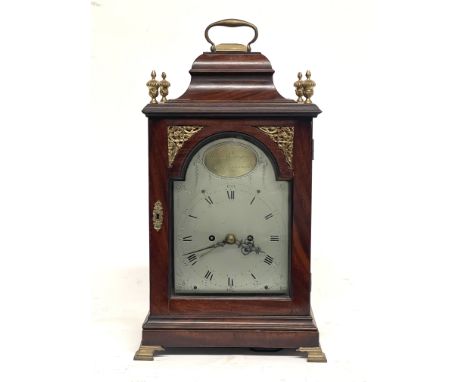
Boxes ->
[1,0,468,381]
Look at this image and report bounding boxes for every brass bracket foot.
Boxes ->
[297,346,327,362]
[134,345,165,361]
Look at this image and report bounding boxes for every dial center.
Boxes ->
[224,233,237,245]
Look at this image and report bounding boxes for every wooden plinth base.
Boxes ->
[134,314,326,363]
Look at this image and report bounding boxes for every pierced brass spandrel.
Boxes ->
[167,126,204,167]
[258,127,294,169]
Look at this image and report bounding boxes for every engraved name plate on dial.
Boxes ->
[203,141,257,178]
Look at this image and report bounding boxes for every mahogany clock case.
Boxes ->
[143,117,320,349]
[136,31,323,353]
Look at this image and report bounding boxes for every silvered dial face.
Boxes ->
[173,137,290,294]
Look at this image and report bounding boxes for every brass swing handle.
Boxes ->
[204,19,258,53]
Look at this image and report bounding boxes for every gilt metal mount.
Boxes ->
[146,70,170,104]
[134,345,165,361]
[152,201,163,231]
[167,126,204,167]
[258,126,294,169]
[294,70,316,104]
[297,346,327,362]
[146,70,159,104]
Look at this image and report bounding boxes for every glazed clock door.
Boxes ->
[172,136,290,295]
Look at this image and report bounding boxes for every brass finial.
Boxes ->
[303,70,316,104]
[146,70,159,104]
[159,72,171,103]
[294,72,304,103]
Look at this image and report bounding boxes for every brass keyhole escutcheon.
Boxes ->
[152,201,163,231]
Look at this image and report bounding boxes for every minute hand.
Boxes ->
[182,242,225,256]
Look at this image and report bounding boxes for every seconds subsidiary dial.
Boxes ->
[173,137,290,294]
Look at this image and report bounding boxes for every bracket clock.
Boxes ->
[134,19,326,362]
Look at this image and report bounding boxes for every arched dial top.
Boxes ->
[173,137,290,294]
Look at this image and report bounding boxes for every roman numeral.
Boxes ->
[204,270,213,280]
[264,213,273,220]
[264,255,274,265]
[227,190,235,200]
[270,235,279,241]
[250,273,256,279]
[228,277,234,287]
[182,235,192,241]
[205,196,214,205]
[187,254,197,265]
[250,196,256,205]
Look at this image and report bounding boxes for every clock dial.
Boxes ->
[173,137,290,294]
